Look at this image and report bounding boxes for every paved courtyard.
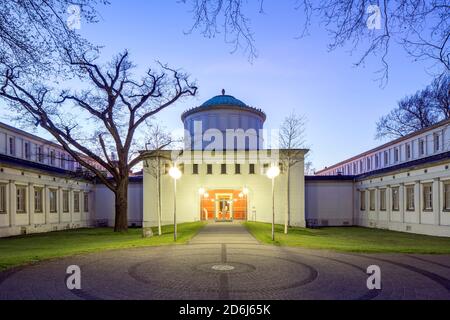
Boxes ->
[0,223,449,300]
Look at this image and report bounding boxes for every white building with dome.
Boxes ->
[1,90,449,238]
[141,91,307,228]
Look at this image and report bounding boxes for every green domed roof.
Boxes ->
[181,89,266,122]
[201,91,247,108]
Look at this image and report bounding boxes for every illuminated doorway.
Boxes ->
[215,193,233,221]
[200,189,247,221]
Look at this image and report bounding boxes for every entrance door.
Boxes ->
[215,194,233,221]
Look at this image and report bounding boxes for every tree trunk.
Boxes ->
[114,178,128,232]
[285,164,290,234]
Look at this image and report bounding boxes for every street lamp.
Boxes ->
[242,187,249,220]
[169,166,182,241]
[266,165,280,241]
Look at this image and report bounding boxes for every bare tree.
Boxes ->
[182,0,449,85]
[0,0,105,76]
[144,122,175,236]
[376,75,450,139]
[304,161,315,175]
[279,111,309,234]
[0,50,197,232]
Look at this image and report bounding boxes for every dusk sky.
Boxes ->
[0,0,439,171]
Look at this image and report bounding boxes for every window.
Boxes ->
[50,150,56,165]
[419,139,425,155]
[360,191,366,211]
[444,183,450,211]
[353,162,357,174]
[380,189,386,211]
[359,160,363,172]
[221,164,227,174]
[36,146,43,163]
[235,163,241,174]
[366,158,371,171]
[16,186,26,213]
[0,184,6,214]
[24,142,30,159]
[384,151,389,166]
[392,187,399,211]
[192,164,198,175]
[423,184,433,211]
[375,155,379,168]
[74,192,80,213]
[369,190,375,211]
[60,154,65,169]
[406,186,415,211]
[49,189,57,213]
[84,193,89,212]
[34,187,43,213]
[394,148,399,162]
[9,137,15,156]
[207,164,212,175]
[249,163,255,174]
[67,156,74,170]
[406,144,411,159]
[63,190,69,212]
[434,133,440,152]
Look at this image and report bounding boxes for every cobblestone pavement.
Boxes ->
[0,223,449,300]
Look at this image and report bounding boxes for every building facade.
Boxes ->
[316,120,450,176]
[142,150,306,227]
[311,119,450,237]
[0,123,95,237]
[142,92,307,228]
[1,92,449,238]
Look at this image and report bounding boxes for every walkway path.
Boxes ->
[0,223,449,300]
[188,222,259,244]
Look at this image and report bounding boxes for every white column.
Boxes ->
[57,187,63,224]
[28,183,35,226]
[433,178,441,226]
[399,183,405,223]
[81,191,87,223]
[375,187,379,222]
[9,180,16,227]
[386,185,391,222]
[69,188,74,223]
[44,185,50,225]
[415,181,421,224]
[365,189,369,215]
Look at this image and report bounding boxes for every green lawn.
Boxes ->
[244,222,450,254]
[0,222,205,271]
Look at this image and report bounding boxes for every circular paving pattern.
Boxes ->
[126,251,319,294]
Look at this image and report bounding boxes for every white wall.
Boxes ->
[94,181,143,227]
[357,160,450,237]
[305,179,354,226]
[0,165,94,238]
[142,150,306,228]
